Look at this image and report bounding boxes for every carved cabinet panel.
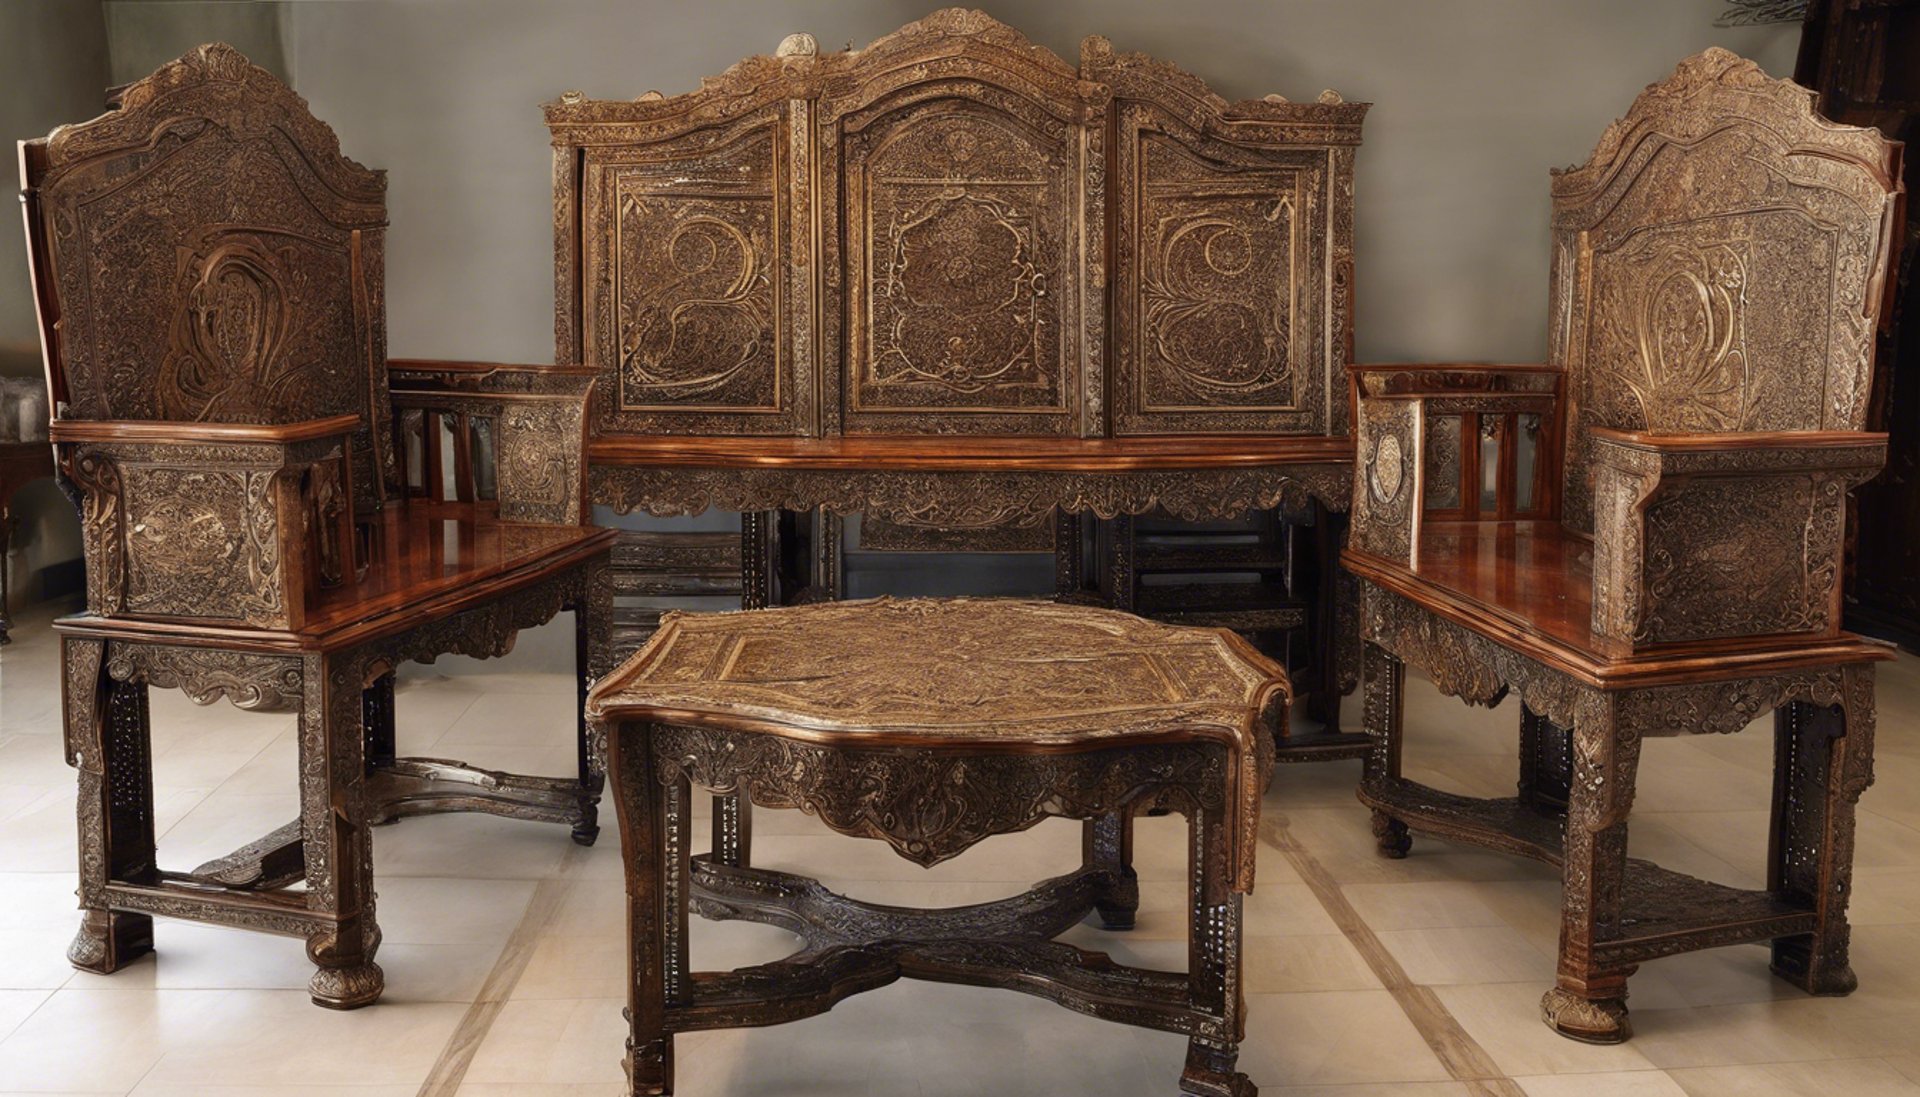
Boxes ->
[1108,99,1358,436]
[548,11,1368,448]
[577,104,808,436]
[833,89,1084,435]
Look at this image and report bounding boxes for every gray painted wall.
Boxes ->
[0,0,108,612]
[0,1,1802,646]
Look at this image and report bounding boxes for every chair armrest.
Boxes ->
[1588,429,1887,647]
[386,360,593,525]
[1351,394,1426,567]
[51,415,362,630]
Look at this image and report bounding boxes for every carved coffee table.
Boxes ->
[588,597,1287,1096]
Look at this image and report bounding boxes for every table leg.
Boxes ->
[1541,694,1636,1044]
[573,560,613,845]
[1083,811,1138,929]
[303,651,383,1009]
[712,793,751,868]
[741,510,776,610]
[1769,664,1874,996]
[1180,803,1254,1097]
[67,638,156,974]
[616,724,688,1096]
[1359,642,1411,858]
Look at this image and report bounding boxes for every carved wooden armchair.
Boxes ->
[1343,49,1903,1042]
[19,44,615,1007]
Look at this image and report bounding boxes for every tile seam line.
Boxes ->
[1258,808,1526,1095]
[416,841,586,1097]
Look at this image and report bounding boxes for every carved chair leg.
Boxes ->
[615,724,684,1096]
[1182,803,1254,1096]
[1518,704,1573,812]
[1359,642,1410,858]
[573,569,612,847]
[1769,666,1874,996]
[69,657,156,974]
[1542,697,1636,1044]
[363,672,396,772]
[303,652,382,1009]
[1083,810,1138,930]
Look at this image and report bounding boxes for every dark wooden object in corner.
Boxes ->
[1800,0,1920,649]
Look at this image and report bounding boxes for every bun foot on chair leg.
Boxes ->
[1540,986,1630,1043]
[1371,810,1411,859]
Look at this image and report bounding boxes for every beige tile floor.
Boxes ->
[2,596,1919,1096]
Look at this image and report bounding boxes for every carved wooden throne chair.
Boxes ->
[19,45,616,1008]
[1343,49,1904,1042]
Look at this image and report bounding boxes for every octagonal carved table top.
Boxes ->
[589,596,1289,891]
[589,596,1288,745]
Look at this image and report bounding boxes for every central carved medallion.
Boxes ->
[1371,434,1405,503]
[872,189,1045,395]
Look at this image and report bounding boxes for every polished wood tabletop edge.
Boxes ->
[48,413,364,445]
[582,700,1272,755]
[1589,426,1890,452]
[1342,547,1894,688]
[52,525,616,653]
[585,433,1355,471]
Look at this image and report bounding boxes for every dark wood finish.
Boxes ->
[545,10,1366,729]
[590,597,1286,1096]
[1343,50,1902,1043]
[1797,0,1920,648]
[0,441,55,644]
[19,45,617,1008]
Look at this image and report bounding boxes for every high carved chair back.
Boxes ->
[21,45,595,632]
[1549,47,1904,532]
[1349,50,1903,652]
[21,43,394,506]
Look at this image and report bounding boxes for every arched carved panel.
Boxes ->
[1552,48,1901,531]
[829,56,1091,435]
[27,44,392,502]
[577,108,806,436]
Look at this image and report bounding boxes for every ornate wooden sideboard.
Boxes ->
[1344,50,1904,1042]
[544,9,1367,729]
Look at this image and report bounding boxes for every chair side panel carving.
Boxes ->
[1552,49,1901,531]
[1351,398,1422,566]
